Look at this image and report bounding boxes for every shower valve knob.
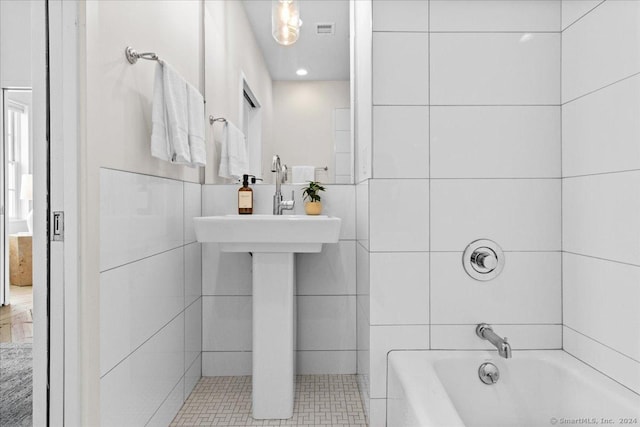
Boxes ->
[463,240,505,281]
[474,251,498,270]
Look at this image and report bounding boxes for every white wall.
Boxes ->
[364,1,562,424]
[561,0,640,394]
[272,80,350,179]
[204,0,273,183]
[99,169,201,426]
[0,0,32,88]
[81,1,203,424]
[200,184,356,376]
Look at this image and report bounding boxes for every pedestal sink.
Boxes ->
[194,214,342,419]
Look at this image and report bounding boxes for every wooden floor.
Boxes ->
[0,285,33,343]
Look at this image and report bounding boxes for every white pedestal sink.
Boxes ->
[194,214,342,419]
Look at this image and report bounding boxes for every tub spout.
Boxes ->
[476,323,512,359]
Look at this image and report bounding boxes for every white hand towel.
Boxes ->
[151,62,191,164]
[219,122,248,180]
[292,165,315,184]
[187,83,206,167]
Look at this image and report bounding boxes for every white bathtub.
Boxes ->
[387,350,640,427]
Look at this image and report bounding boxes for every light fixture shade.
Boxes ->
[272,0,302,46]
[20,174,33,201]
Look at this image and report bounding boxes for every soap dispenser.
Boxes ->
[238,174,254,215]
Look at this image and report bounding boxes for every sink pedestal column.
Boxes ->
[251,252,296,419]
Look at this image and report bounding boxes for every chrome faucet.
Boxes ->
[271,154,295,215]
[476,323,512,359]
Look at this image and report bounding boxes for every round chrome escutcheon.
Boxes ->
[462,239,505,281]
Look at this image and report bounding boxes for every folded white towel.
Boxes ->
[219,122,248,180]
[151,62,191,164]
[187,83,206,167]
[292,165,315,184]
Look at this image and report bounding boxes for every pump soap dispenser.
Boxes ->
[238,174,255,215]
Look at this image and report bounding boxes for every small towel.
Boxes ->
[187,83,206,167]
[292,165,315,184]
[151,61,191,164]
[219,122,248,180]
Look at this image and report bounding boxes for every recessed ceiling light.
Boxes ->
[296,68,308,76]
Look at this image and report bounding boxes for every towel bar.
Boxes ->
[209,116,228,125]
[125,46,159,64]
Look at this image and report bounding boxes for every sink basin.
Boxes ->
[194,214,341,253]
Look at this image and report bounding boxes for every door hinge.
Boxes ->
[52,211,64,241]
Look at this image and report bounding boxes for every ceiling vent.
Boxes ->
[315,23,335,36]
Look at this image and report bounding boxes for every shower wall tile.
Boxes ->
[563,172,640,265]
[297,296,356,351]
[185,355,202,400]
[373,106,429,179]
[184,243,201,307]
[431,252,561,325]
[369,179,429,252]
[100,247,184,377]
[372,0,429,32]
[100,168,184,271]
[202,296,252,351]
[431,179,561,252]
[562,0,640,102]
[561,0,604,30]
[356,180,369,249]
[564,253,640,362]
[297,241,356,296]
[369,325,429,398]
[563,74,640,177]
[370,252,429,325]
[372,32,429,106]
[431,324,562,350]
[430,33,560,105]
[431,106,561,178]
[564,327,640,395]
[431,0,560,32]
[184,181,201,244]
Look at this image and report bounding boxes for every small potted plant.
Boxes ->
[302,181,326,215]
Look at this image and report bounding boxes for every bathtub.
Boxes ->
[387,350,640,427]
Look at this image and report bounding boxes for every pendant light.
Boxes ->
[272,0,302,46]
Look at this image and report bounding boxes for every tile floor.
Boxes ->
[171,375,368,427]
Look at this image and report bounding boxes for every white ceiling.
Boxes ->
[242,0,350,81]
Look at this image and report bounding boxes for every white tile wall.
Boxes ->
[373,106,429,179]
[100,248,184,376]
[297,296,356,351]
[563,172,640,265]
[564,253,640,361]
[431,324,562,350]
[369,325,429,398]
[356,180,369,249]
[370,252,429,325]
[562,0,640,102]
[297,241,356,296]
[431,252,561,325]
[431,0,560,32]
[100,169,184,272]
[564,327,640,394]
[369,398,387,427]
[561,0,604,30]
[100,169,201,426]
[563,74,640,177]
[202,296,252,351]
[369,179,429,252]
[430,33,560,105]
[431,106,561,178]
[101,315,185,427]
[431,179,561,251]
[201,184,357,375]
[297,351,357,374]
[372,32,429,106]
[372,0,429,32]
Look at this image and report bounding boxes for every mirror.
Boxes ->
[205,0,353,185]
